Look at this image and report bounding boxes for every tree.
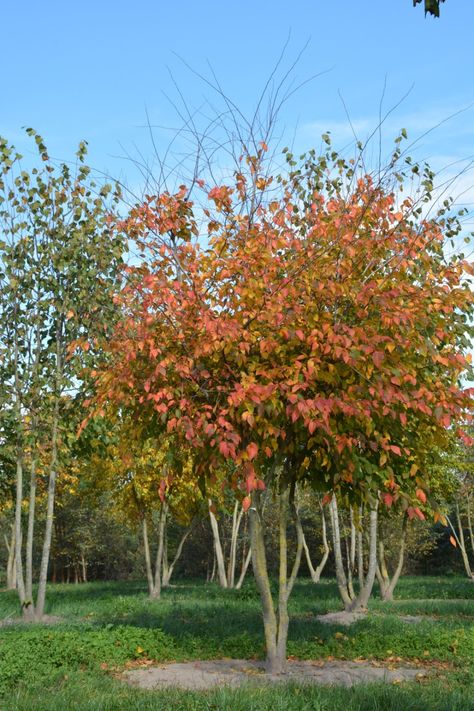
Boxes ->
[0,132,124,619]
[90,133,473,672]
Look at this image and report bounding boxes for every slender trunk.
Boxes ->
[5,526,17,590]
[208,501,228,588]
[381,516,407,601]
[161,525,169,586]
[162,527,191,587]
[329,497,353,610]
[235,547,252,589]
[466,496,474,557]
[376,540,390,600]
[150,503,167,599]
[301,506,330,583]
[227,502,243,588]
[35,395,60,619]
[357,515,364,590]
[142,516,155,596]
[15,452,32,617]
[36,321,64,620]
[448,505,473,580]
[348,504,378,611]
[25,456,37,601]
[249,492,279,671]
[345,537,355,599]
[26,319,41,601]
[80,554,87,584]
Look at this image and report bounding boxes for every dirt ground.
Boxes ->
[122,658,429,691]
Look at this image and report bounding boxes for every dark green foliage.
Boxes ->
[413,0,445,17]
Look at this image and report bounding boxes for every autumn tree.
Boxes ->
[90,132,473,672]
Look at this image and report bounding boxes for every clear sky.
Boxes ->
[3,0,474,205]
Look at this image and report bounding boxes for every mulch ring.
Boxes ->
[120,657,445,691]
[0,614,63,627]
[315,611,438,626]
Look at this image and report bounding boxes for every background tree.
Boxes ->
[0,132,125,619]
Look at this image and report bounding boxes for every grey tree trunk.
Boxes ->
[447,505,474,580]
[142,516,155,597]
[329,497,353,610]
[235,547,252,589]
[162,527,191,587]
[35,396,60,619]
[227,502,244,588]
[25,456,37,601]
[348,504,378,612]
[80,554,87,584]
[249,486,303,674]
[301,505,330,583]
[377,515,407,601]
[5,526,17,590]
[149,502,168,599]
[208,501,228,588]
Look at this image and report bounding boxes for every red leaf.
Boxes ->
[416,488,427,504]
[321,493,332,507]
[246,442,258,460]
[410,506,425,521]
[449,535,457,548]
[242,496,251,512]
[372,351,384,368]
[389,445,402,456]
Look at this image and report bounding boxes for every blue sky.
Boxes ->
[3,0,474,203]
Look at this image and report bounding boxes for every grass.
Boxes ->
[0,576,473,710]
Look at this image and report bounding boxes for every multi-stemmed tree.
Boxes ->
[89,134,473,672]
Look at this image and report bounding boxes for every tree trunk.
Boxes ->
[448,505,474,580]
[80,554,87,584]
[348,504,378,612]
[142,517,155,596]
[150,502,168,599]
[36,322,64,620]
[227,502,244,588]
[329,497,354,610]
[35,393,60,619]
[357,512,364,590]
[378,515,407,601]
[301,505,330,583]
[235,547,252,589]
[162,527,191,587]
[25,456,37,601]
[467,495,474,557]
[249,486,303,674]
[208,501,228,588]
[5,526,17,590]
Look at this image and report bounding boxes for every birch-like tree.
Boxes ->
[0,132,124,619]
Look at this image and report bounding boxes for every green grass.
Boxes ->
[0,576,473,710]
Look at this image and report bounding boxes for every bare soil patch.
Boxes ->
[316,611,367,626]
[0,614,63,628]
[315,611,438,626]
[122,658,429,691]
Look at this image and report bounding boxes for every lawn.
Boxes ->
[1,576,473,710]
